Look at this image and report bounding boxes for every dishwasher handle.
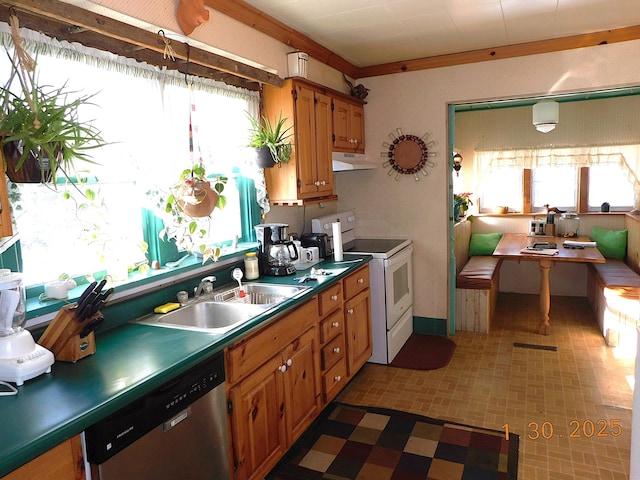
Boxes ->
[163,407,191,432]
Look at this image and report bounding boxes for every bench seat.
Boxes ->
[456,256,502,333]
[587,260,640,351]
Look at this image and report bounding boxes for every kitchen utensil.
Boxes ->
[232,268,245,298]
[165,254,190,268]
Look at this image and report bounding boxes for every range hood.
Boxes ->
[332,152,378,171]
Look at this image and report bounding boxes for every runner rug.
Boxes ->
[269,402,519,480]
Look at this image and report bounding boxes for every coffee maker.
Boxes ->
[254,224,299,276]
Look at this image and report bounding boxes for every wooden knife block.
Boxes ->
[38,305,99,363]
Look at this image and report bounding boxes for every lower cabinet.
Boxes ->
[345,289,372,376]
[226,267,372,480]
[3,435,84,480]
[226,305,321,480]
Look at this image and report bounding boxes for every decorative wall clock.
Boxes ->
[381,128,436,181]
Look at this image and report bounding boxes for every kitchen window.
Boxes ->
[0,28,263,288]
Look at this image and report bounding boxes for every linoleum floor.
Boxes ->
[336,293,635,479]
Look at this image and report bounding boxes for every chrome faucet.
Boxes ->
[194,275,216,297]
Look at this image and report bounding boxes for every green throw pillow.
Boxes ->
[592,226,627,260]
[469,233,503,256]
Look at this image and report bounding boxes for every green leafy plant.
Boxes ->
[0,53,106,185]
[156,165,228,264]
[247,112,293,164]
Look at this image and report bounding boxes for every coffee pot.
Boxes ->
[254,224,298,276]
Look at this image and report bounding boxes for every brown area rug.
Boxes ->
[390,333,457,370]
[269,402,519,480]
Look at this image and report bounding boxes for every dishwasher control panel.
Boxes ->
[84,353,225,464]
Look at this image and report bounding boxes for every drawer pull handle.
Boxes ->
[332,321,340,328]
[333,347,340,354]
[279,365,287,373]
[357,278,364,284]
[330,295,338,301]
[334,375,342,382]
[347,308,354,315]
[286,358,292,367]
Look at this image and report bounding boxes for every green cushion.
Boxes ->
[469,233,503,256]
[592,226,627,260]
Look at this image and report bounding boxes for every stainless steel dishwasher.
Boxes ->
[83,353,230,480]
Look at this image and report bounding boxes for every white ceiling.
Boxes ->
[243,0,640,67]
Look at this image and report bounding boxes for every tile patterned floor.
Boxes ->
[336,293,635,479]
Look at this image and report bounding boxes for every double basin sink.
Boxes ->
[136,283,311,334]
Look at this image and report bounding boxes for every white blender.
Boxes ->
[0,270,54,387]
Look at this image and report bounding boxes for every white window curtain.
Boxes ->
[0,22,269,214]
[474,145,640,207]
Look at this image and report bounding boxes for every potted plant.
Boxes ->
[157,164,228,263]
[248,112,293,167]
[454,192,473,222]
[0,55,106,185]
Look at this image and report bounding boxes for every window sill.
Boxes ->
[25,243,259,329]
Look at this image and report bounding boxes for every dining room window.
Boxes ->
[475,146,639,213]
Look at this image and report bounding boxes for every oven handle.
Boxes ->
[384,244,413,268]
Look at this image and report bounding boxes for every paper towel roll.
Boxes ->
[332,222,343,261]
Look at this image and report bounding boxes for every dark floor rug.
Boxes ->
[390,333,457,370]
[269,402,519,480]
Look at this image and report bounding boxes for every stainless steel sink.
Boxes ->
[135,283,310,333]
[137,301,270,333]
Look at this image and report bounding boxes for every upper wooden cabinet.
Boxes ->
[332,97,365,153]
[262,79,335,205]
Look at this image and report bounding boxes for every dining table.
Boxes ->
[492,233,606,335]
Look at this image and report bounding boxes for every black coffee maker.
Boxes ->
[254,224,299,276]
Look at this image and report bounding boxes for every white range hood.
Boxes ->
[332,152,377,171]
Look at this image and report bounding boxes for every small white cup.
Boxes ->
[45,278,77,299]
[305,247,320,263]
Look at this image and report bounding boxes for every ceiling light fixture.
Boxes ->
[533,100,559,133]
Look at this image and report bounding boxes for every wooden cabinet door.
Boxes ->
[333,98,365,153]
[344,289,372,376]
[294,84,318,198]
[282,327,321,445]
[350,104,365,153]
[3,436,84,480]
[332,97,351,150]
[228,354,287,480]
[314,92,333,197]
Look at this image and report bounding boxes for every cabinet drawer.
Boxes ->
[321,333,345,371]
[322,360,347,403]
[318,283,342,317]
[343,265,370,300]
[319,309,344,343]
[226,299,318,384]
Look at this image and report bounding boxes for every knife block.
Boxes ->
[38,305,99,363]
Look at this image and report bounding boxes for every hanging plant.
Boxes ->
[159,166,228,264]
[0,13,106,185]
[247,112,293,166]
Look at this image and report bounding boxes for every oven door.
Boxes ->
[384,244,413,329]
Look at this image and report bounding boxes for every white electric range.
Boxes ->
[311,211,413,364]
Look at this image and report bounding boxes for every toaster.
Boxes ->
[300,233,330,258]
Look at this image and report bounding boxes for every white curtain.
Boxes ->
[474,144,640,198]
[0,22,270,214]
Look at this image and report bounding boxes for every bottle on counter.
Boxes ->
[244,252,259,280]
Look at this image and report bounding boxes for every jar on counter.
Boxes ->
[244,252,259,280]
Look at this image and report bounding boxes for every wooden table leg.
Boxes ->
[538,258,552,335]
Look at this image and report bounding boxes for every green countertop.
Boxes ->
[0,256,371,476]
